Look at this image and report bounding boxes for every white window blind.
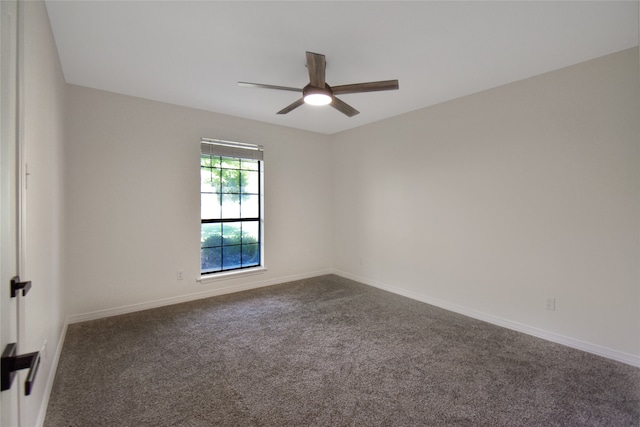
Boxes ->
[201,138,263,161]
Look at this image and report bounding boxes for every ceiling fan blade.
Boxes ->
[238,82,302,92]
[306,52,326,88]
[331,96,359,117]
[277,98,305,115]
[331,80,399,95]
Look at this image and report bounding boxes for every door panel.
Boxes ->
[1,1,20,425]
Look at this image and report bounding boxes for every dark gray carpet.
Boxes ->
[45,275,639,426]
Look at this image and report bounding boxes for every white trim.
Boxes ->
[35,322,68,427]
[332,269,640,368]
[66,269,333,324]
[198,266,267,283]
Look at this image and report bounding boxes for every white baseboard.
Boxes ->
[35,321,68,427]
[332,269,640,368]
[66,268,333,324]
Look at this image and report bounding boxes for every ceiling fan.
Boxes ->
[238,51,399,117]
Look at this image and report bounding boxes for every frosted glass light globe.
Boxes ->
[304,93,332,106]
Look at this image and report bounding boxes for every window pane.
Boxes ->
[222,223,241,246]
[241,170,259,194]
[201,247,222,272]
[201,223,222,248]
[242,221,259,243]
[241,194,259,218]
[221,169,240,194]
[221,194,240,219]
[242,244,260,266]
[201,155,221,168]
[201,194,221,220]
[221,157,240,169]
[201,167,220,192]
[222,245,242,270]
[241,159,259,171]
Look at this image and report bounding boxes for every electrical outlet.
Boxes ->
[545,297,556,311]
[177,271,184,281]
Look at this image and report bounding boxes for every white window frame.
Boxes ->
[199,138,265,282]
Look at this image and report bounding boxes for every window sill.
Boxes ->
[198,266,267,284]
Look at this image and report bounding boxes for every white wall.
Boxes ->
[331,48,640,363]
[21,1,66,426]
[63,86,333,317]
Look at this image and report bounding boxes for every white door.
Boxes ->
[1,1,21,425]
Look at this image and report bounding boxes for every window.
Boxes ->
[200,139,263,274]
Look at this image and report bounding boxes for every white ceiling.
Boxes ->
[45,1,638,135]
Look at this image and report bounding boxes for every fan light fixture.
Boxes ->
[303,86,332,106]
[238,51,399,117]
[304,93,332,106]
